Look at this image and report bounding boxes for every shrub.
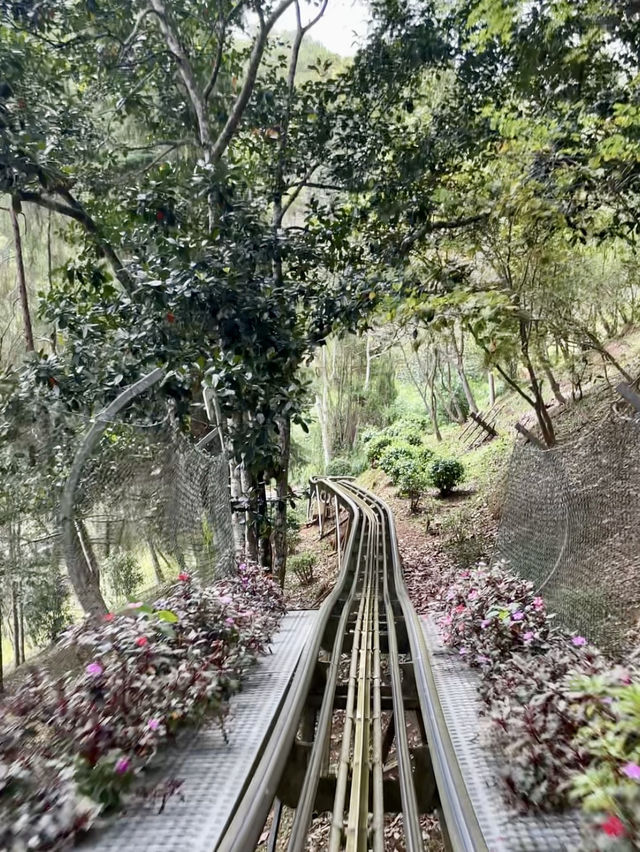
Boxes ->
[289,552,316,585]
[396,465,431,513]
[360,427,378,445]
[326,457,353,477]
[365,433,392,465]
[378,441,418,483]
[0,564,285,849]
[570,670,640,847]
[430,458,464,495]
[104,552,144,601]
[436,561,608,813]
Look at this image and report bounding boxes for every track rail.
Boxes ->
[216,479,487,852]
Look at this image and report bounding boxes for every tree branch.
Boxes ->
[15,190,132,293]
[148,0,210,147]
[210,0,297,164]
[400,213,488,255]
[203,0,246,103]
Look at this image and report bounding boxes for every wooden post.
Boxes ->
[616,382,640,413]
[470,410,498,438]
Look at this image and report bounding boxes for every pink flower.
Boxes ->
[572,635,587,647]
[523,631,534,642]
[459,571,469,579]
[468,590,478,601]
[441,614,452,626]
[115,757,130,774]
[86,662,103,677]
[127,601,144,609]
[481,619,490,629]
[511,611,524,621]
[178,572,190,581]
[533,597,544,610]
[224,617,235,626]
[601,815,626,838]
[476,654,490,664]
[620,673,632,685]
[238,563,247,571]
[454,605,466,614]
[147,718,161,731]
[622,762,640,781]
[103,613,114,622]
[459,648,468,656]
[135,636,148,647]
[218,595,232,605]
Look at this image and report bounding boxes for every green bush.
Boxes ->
[396,465,431,512]
[429,458,465,495]
[289,552,316,585]
[104,552,144,601]
[417,445,435,467]
[365,433,393,464]
[360,427,378,444]
[326,457,353,476]
[378,441,418,484]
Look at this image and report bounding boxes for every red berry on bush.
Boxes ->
[166,312,175,323]
[156,210,165,221]
[602,815,626,838]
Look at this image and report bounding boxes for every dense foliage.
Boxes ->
[0,563,284,848]
[435,559,640,844]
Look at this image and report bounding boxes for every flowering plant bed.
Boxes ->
[0,563,285,850]
[432,561,640,849]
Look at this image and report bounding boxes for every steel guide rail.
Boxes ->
[216,478,487,852]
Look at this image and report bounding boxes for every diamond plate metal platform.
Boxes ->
[421,615,584,852]
[81,610,317,852]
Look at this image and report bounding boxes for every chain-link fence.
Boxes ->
[495,406,640,653]
[74,418,234,596]
[0,395,234,680]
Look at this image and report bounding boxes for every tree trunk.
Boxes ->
[67,521,108,615]
[521,331,556,447]
[10,205,34,352]
[535,338,566,405]
[76,519,100,587]
[450,326,477,413]
[12,584,20,668]
[257,476,271,568]
[488,371,496,407]
[364,333,372,392]
[242,466,259,562]
[19,593,25,665]
[147,535,165,584]
[273,416,291,587]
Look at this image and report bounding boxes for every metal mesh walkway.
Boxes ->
[421,615,583,851]
[82,611,317,852]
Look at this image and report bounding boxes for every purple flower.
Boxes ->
[468,589,478,601]
[238,563,247,571]
[115,757,130,774]
[480,619,490,629]
[225,617,235,626]
[523,631,534,642]
[218,595,232,605]
[622,763,640,781]
[86,662,103,677]
[533,596,544,610]
[572,635,587,647]
[511,611,524,621]
[147,718,161,731]
[476,654,490,664]
[459,647,468,656]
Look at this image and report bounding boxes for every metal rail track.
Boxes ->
[217,479,487,852]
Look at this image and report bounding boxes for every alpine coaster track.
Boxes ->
[216,478,487,852]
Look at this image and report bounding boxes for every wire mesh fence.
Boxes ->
[0,400,234,678]
[495,405,640,654]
